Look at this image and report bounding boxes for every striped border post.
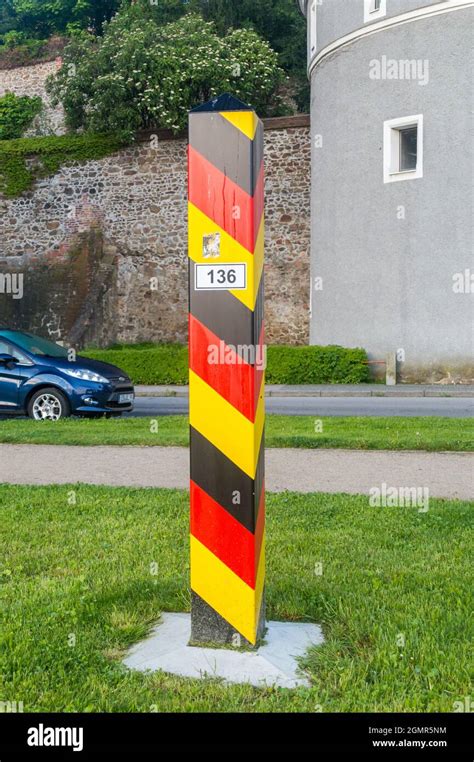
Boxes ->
[188,94,265,648]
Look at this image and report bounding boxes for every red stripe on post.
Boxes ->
[189,313,264,423]
[190,480,261,588]
[188,145,264,254]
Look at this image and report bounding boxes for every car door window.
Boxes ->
[7,344,32,365]
[0,340,32,365]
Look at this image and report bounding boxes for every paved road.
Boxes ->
[127,396,474,418]
[0,444,472,499]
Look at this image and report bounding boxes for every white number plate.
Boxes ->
[119,393,134,404]
[195,263,247,291]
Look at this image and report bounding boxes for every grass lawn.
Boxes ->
[0,484,471,712]
[0,415,472,451]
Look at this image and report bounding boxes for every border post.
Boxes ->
[188,94,266,648]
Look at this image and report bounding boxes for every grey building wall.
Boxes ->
[312,0,443,53]
[306,1,473,381]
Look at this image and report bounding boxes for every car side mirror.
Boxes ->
[0,353,18,369]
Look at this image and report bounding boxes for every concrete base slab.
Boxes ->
[123,613,324,689]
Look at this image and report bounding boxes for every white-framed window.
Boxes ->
[308,0,317,61]
[383,114,423,183]
[364,0,387,23]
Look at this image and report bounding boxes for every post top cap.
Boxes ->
[190,93,253,114]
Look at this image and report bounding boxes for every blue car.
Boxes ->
[0,330,134,420]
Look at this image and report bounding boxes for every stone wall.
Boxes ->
[0,113,311,347]
[0,60,65,135]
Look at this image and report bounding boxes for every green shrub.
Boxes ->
[2,30,29,49]
[266,345,370,384]
[82,344,370,386]
[0,133,127,196]
[0,92,43,140]
[83,345,189,386]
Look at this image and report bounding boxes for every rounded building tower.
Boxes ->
[298,0,473,382]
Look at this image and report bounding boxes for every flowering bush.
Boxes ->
[47,12,284,137]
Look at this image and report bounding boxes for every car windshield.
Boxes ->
[0,331,69,359]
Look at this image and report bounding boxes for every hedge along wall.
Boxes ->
[83,345,370,386]
[0,62,311,349]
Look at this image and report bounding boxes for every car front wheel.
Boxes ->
[27,388,70,421]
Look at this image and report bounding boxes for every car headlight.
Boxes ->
[63,368,109,384]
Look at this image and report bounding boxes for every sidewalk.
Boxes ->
[1,444,472,499]
[135,384,474,398]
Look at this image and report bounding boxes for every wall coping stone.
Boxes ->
[135,114,310,143]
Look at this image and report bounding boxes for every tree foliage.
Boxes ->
[0,1,16,36]
[2,0,121,39]
[123,0,307,78]
[2,0,306,79]
[3,0,309,113]
[198,0,309,109]
[47,12,284,136]
[199,0,306,79]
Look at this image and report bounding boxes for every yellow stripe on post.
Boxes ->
[219,111,260,141]
[189,370,264,479]
[190,536,265,645]
[188,203,264,311]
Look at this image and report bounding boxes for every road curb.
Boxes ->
[134,385,474,399]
